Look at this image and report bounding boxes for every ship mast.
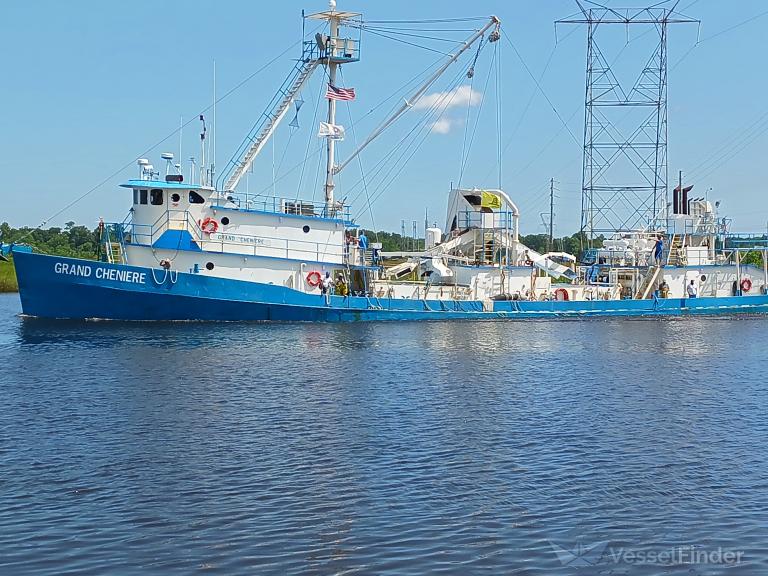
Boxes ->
[306,0,361,215]
[324,2,341,214]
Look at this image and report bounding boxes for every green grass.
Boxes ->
[0,257,18,292]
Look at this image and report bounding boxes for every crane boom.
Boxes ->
[334,15,500,176]
[220,59,320,192]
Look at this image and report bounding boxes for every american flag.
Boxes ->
[325,84,356,101]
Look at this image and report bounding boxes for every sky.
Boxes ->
[1,0,767,236]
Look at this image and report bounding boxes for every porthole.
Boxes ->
[205,262,215,271]
[221,217,230,225]
[171,193,181,203]
[302,225,310,233]
[700,275,707,282]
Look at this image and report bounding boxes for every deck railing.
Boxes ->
[114,209,370,265]
[213,192,352,222]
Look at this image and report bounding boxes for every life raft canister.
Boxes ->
[554,287,570,301]
[740,278,752,293]
[306,271,322,287]
[201,217,219,234]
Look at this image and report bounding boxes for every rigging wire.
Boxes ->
[502,30,581,148]
[21,22,324,235]
[347,75,465,209]
[457,39,482,188]
[345,61,470,208]
[252,144,324,199]
[353,53,448,126]
[297,71,327,201]
[360,25,480,33]
[357,26,477,44]
[479,32,567,183]
[363,17,489,24]
[339,68,378,240]
[495,33,503,189]
[342,26,492,206]
[362,67,472,209]
[458,44,495,188]
[362,28,453,56]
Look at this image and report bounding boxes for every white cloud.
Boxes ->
[412,85,482,111]
[430,118,453,134]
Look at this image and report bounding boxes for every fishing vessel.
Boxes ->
[12,2,768,321]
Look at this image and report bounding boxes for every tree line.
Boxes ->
[3,221,763,267]
[2,222,599,259]
[0,221,101,259]
[359,229,601,256]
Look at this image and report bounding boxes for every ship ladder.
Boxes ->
[635,265,662,300]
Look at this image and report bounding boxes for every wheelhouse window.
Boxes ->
[189,190,205,204]
[150,189,164,206]
[133,189,139,204]
[139,189,148,205]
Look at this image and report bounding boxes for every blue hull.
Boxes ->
[14,252,768,322]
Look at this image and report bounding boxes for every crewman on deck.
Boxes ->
[659,279,670,298]
[321,271,333,295]
[687,279,697,298]
[358,231,368,251]
[335,273,349,297]
[654,235,664,265]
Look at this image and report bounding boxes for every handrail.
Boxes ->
[118,209,353,264]
[218,192,352,221]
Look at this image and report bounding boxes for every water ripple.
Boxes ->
[0,293,766,575]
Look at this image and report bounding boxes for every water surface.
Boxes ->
[0,293,766,574]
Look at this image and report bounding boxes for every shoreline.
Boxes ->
[0,259,18,293]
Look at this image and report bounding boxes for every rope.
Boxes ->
[360,26,477,44]
[363,17,489,25]
[457,39,481,189]
[296,72,326,202]
[150,268,169,285]
[459,44,495,188]
[362,28,453,56]
[339,68,378,242]
[347,62,471,210]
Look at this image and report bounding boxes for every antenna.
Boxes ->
[549,177,555,253]
[179,115,183,175]
[199,115,207,185]
[212,60,216,188]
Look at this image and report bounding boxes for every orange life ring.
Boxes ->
[554,288,570,301]
[740,278,752,293]
[306,271,322,287]
[201,217,219,234]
